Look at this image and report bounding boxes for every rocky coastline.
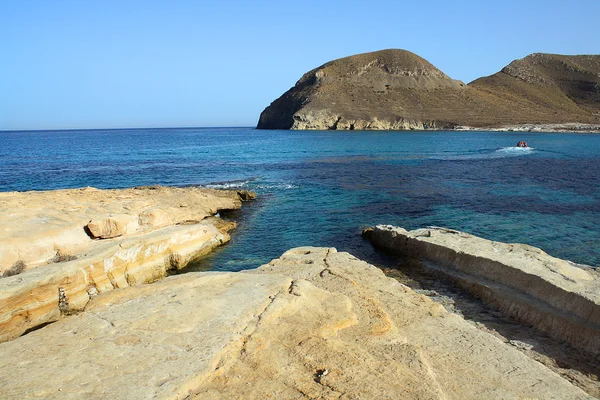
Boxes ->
[0,186,255,343]
[454,123,600,133]
[0,246,596,399]
[1,188,599,398]
[363,225,600,357]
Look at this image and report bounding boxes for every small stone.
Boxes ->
[139,209,171,228]
[86,285,99,299]
[237,190,256,201]
[58,287,69,314]
[87,215,132,239]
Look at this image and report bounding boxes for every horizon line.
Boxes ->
[0,125,257,133]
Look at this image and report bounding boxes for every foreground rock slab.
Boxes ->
[365,225,600,357]
[0,185,254,271]
[0,248,591,399]
[0,186,254,342]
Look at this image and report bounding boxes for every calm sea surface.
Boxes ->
[1,127,599,270]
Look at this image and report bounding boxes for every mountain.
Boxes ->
[469,53,600,126]
[257,49,600,130]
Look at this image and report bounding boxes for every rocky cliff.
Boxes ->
[0,248,592,399]
[0,186,254,342]
[257,49,600,130]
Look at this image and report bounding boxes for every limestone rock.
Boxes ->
[0,220,233,343]
[138,208,173,228]
[366,225,600,356]
[0,186,254,343]
[0,185,251,272]
[257,49,600,130]
[236,189,257,201]
[0,248,591,399]
[86,214,135,239]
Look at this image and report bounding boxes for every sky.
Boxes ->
[1,0,599,131]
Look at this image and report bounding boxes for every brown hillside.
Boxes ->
[469,53,600,124]
[257,50,600,130]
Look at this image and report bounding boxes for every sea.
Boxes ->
[1,127,599,271]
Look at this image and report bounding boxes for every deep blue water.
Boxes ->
[1,127,599,270]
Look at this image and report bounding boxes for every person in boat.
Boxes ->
[516,141,528,148]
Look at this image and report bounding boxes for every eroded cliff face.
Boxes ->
[364,225,600,357]
[0,248,592,399]
[0,186,254,342]
[257,49,600,130]
[290,112,448,131]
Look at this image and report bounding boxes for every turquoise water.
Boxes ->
[1,128,599,269]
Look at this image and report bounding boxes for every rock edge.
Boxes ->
[364,225,600,357]
[0,247,592,399]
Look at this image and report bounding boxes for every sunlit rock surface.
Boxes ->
[365,225,600,356]
[0,186,253,342]
[0,248,591,399]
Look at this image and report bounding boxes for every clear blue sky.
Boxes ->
[1,0,599,130]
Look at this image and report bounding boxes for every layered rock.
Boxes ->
[0,247,591,399]
[0,186,254,342]
[0,185,254,271]
[364,225,600,357]
[257,49,600,130]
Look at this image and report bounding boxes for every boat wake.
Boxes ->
[432,147,535,161]
[495,146,535,156]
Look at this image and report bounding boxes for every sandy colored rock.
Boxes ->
[0,186,254,343]
[0,185,247,272]
[138,208,173,228]
[365,225,600,356]
[86,214,136,238]
[0,248,591,399]
[0,219,233,343]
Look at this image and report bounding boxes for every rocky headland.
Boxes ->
[257,49,600,131]
[0,185,254,343]
[0,247,595,399]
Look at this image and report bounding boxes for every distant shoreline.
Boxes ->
[2,124,599,134]
[454,123,600,134]
[276,122,600,133]
[0,126,254,134]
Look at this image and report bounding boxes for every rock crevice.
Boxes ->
[0,247,592,399]
[365,225,600,356]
